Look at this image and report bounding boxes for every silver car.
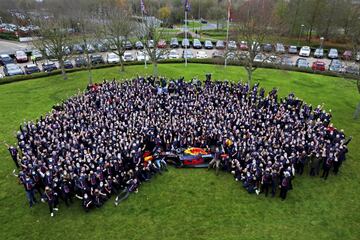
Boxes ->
[4,63,24,76]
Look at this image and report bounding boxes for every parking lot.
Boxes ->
[0,40,358,78]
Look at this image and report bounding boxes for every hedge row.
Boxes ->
[0,58,358,85]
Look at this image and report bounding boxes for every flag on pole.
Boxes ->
[184,0,191,12]
[140,0,147,14]
[227,0,232,21]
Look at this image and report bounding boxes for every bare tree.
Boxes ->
[32,17,72,80]
[101,6,134,73]
[73,16,100,85]
[136,16,169,77]
[229,0,272,85]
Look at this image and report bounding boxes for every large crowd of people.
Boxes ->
[9,75,350,216]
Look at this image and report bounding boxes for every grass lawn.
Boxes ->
[0,63,360,240]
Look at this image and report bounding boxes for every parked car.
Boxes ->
[215,40,225,49]
[280,56,294,66]
[193,39,202,49]
[251,41,261,52]
[299,46,311,57]
[254,53,266,63]
[90,54,105,65]
[75,56,88,67]
[42,62,57,72]
[212,51,224,58]
[170,38,179,48]
[200,18,208,24]
[227,40,237,50]
[155,49,168,60]
[311,60,326,71]
[225,52,237,61]
[107,53,120,64]
[263,43,273,52]
[31,49,43,60]
[329,59,343,72]
[328,48,338,59]
[168,49,180,59]
[63,46,71,55]
[73,44,84,54]
[0,54,14,65]
[314,48,324,58]
[136,51,149,61]
[135,41,144,49]
[196,51,208,59]
[123,51,135,61]
[4,63,23,76]
[275,43,285,54]
[157,39,167,49]
[344,64,359,75]
[147,40,154,48]
[356,52,360,62]
[63,60,74,69]
[182,38,190,48]
[15,50,28,63]
[265,55,280,64]
[239,41,248,51]
[183,49,193,59]
[342,50,352,61]
[204,40,213,49]
[96,41,109,52]
[288,45,298,54]
[123,41,132,50]
[296,58,309,68]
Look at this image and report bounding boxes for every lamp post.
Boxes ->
[297,24,305,47]
[320,37,324,49]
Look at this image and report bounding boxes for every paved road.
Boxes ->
[0,39,33,55]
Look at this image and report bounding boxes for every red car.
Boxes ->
[239,41,248,51]
[157,39,167,49]
[312,60,326,71]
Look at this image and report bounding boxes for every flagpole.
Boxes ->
[142,10,147,69]
[225,1,230,68]
[185,10,188,67]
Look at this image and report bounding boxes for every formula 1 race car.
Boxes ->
[161,147,214,168]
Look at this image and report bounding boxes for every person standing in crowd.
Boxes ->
[5,143,19,168]
[41,186,59,217]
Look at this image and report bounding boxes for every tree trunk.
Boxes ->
[59,59,67,80]
[87,68,92,85]
[153,60,158,77]
[86,54,92,85]
[120,59,124,72]
[246,68,252,86]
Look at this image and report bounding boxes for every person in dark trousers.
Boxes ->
[41,186,59,217]
[261,169,272,197]
[321,157,333,180]
[271,169,279,197]
[5,143,19,168]
[114,178,138,206]
[280,172,290,201]
[75,193,93,212]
